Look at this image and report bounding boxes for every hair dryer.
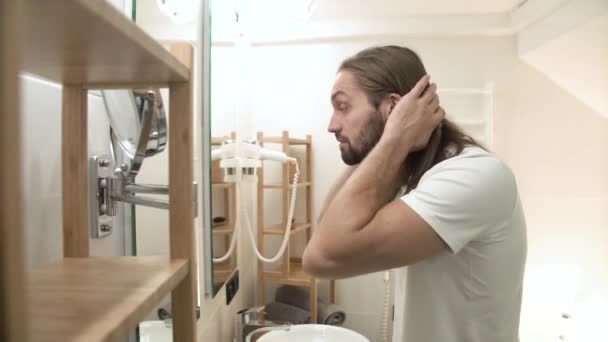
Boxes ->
[211,139,299,264]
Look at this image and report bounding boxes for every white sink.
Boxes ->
[138,320,172,342]
[256,324,369,342]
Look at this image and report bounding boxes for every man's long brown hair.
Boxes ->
[339,45,484,192]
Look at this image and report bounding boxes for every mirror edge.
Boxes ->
[200,0,216,298]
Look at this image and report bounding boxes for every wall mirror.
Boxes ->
[103,89,167,175]
[201,0,608,341]
[200,0,240,297]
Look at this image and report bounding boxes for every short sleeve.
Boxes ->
[401,152,518,254]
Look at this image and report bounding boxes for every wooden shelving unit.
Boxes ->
[256,131,336,323]
[1,1,197,341]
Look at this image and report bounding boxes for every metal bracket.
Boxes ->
[89,155,114,238]
[89,154,199,239]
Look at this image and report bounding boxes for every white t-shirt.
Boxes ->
[392,146,527,342]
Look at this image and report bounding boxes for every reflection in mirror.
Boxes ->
[103,89,167,177]
[202,0,240,297]
[100,89,171,211]
[202,0,608,340]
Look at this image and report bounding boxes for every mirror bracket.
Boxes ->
[89,155,115,239]
[89,155,198,239]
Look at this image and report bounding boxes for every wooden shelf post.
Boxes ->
[306,134,312,242]
[1,0,27,340]
[62,86,90,258]
[169,42,196,342]
[281,131,291,277]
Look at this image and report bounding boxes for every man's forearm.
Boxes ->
[319,136,412,237]
[318,166,357,223]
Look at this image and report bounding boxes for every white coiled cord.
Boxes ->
[214,159,299,264]
[382,270,392,342]
[244,159,298,263]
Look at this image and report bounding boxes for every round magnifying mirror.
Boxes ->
[101,89,167,177]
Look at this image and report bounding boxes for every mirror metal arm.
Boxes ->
[124,183,169,195]
[115,183,198,210]
[112,193,169,210]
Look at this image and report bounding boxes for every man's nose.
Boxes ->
[327,114,341,133]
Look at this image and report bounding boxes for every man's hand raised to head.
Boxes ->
[383,75,445,155]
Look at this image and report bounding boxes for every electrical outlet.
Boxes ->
[226,270,239,306]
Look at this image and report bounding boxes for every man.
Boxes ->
[302,46,527,342]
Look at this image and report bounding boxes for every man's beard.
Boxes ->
[340,111,384,165]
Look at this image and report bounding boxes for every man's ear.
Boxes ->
[379,93,402,123]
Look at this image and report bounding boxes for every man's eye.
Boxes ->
[339,103,347,111]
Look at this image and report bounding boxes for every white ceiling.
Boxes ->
[310,0,527,19]
[521,14,608,117]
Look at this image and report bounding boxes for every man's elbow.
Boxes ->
[302,244,337,279]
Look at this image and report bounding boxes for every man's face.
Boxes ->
[329,71,385,165]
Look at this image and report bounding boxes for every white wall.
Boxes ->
[20,75,130,271]
[498,60,608,341]
[517,0,608,118]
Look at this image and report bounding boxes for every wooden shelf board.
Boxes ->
[262,137,310,145]
[212,226,235,235]
[212,260,235,282]
[263,182,311,189]
[213,259,233,270]
[27,256,188,342]
[212,182,234,189]
[213,270,234,283]
[263,261,314,287]
[213,271,232,283]
[213,260,235,273]
[212,221,229,228]
[264,223,312,235]
[22,0,189,86]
